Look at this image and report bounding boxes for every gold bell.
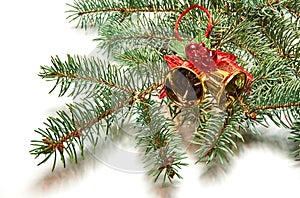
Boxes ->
[205,69,246,109]
[165,67,205,107]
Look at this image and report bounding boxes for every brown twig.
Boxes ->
[204,114,233,157]
[260,23,287,58]
[258,0,280,10]
[284,4,300,18]
[52,72,132,93]
[78,8,180,16]
[105,35,180,43]
[232,40,264,62]
[157,148,175,178]
[251,102,300,112]
[140,94,175,178]
[46,83,161,151]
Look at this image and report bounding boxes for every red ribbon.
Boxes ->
[174,4,212,40]
[158,5,253,99]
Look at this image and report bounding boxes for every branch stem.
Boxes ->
[232,40,264,61]
[99,34,182,43]
[52,71,132,93]
[47,83,161,151]
[252,102,300,112]
[78,8,180,16]
[284,4,300,18]
[140,96,175,177]
[204,114,233,156]
[260,24,285,58]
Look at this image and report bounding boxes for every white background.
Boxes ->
[1,1,300,198]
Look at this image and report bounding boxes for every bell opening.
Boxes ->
[165,67,205,107]
[224,72,246,100]
[205,70,246,109]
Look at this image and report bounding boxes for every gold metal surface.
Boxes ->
[164,66,246,109]
[205,69,246,109]
[165,67,205,107]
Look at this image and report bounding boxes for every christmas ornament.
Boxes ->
[29,1,300,185]
[159,5,253,109]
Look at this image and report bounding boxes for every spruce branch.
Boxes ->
[289,121,300,158]
[249,57,297,91]
[259,12,299,59]
[209,10,270,67]
[252,102,300,112]
[283,0,300,18]
[31,81,161,170]
[32,54,163,169]
[258,0,280,9]
[66,0,183,28]
[247,78,300,128]
[39,55,138,98]
[95,17,182,56]
[210,2,299,67]
[31,0,300,183]
[212,13,256,49]
[30,110,82,171]
[115,47,164,67]
[77,7,179,16]
[193,108,245,164]
[135,102,187,182]
[250,79,300,107]
[230,39,264,62]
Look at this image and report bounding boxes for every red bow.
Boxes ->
[158,42,253,99]
[158,5,253,100]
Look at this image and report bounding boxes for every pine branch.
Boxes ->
[247,78,300,128]
[95,16,182,56]
[259,12,299,59]
[289,121,300,158]
[283,0,300,18]
[30,82,161,169]
[31,0,300,182]
[135,102,187,182]
[39,55,135,98]
[193,108,245,164]
[66,0,183,28]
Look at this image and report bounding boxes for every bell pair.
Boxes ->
[165,66,246,109]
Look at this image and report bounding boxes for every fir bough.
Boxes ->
[31,0,300,183]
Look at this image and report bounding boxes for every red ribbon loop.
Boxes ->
[174,4,212,41]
